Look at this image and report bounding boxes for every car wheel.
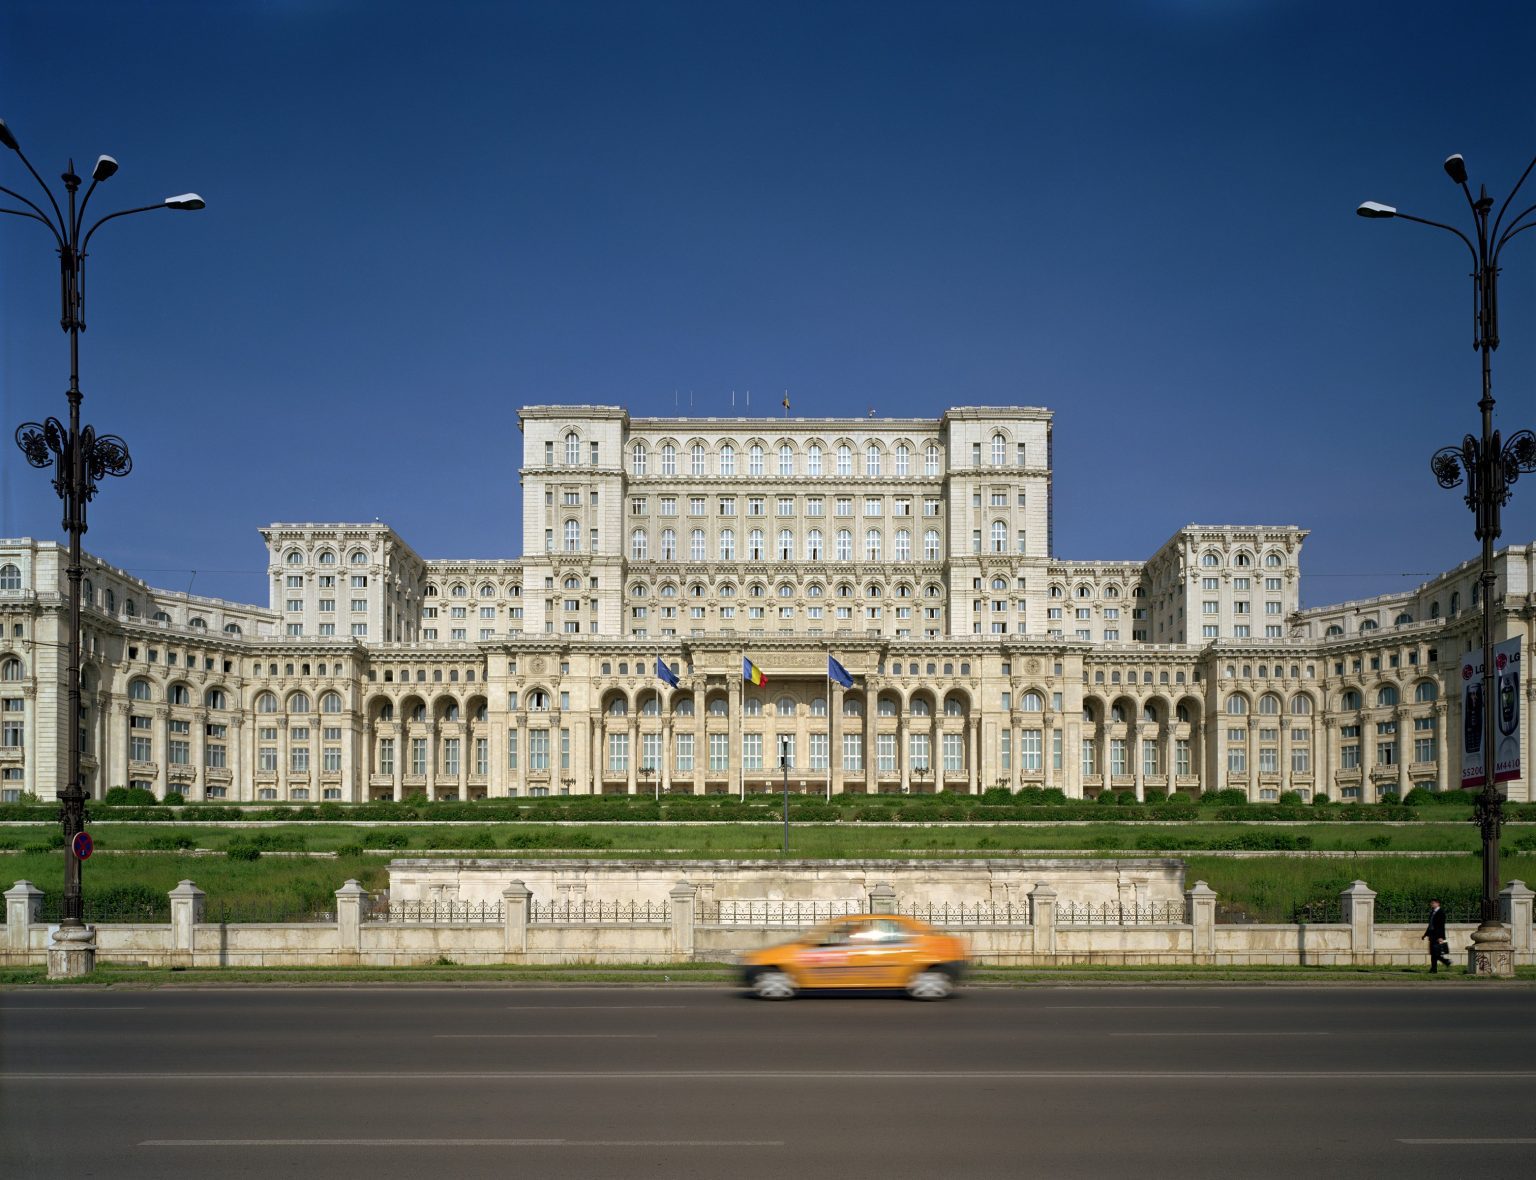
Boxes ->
[751,969,797,1000]
[905,968,954,1000]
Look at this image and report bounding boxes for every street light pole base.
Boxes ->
[47,924,97,978]
[1467,920,1514,977]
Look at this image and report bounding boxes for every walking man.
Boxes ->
[1422,899,1453,973]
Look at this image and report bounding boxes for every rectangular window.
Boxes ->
[205,743,227,769]
[1081,739,1096,777]
[1020,729,1042,772]
[675,732,695,773]
[258,745,277,772]
[1142,740,1159,776]
[709,732,729,772]
[608,732,629,773]
[742,732,763,771]
[1291,741,1310,773]
[1414,735,1436,763]
[809,731,829,771]
[324,746,342,773]
[876,733,896,773]
[379,739,395,776]
[561,727,571,771]
[411,737,427,776]
[1340,743,1360,770]
[441,738,460,776]
[842,732,863,772]
[999,730,1011,772]
[1259,745,1278,774]
[291,745,310,774]
[1109,738,1127,776]
[168,739,190,766]
[530,728,550,771]
[942,732,963,774]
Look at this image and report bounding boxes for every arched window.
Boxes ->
[188,617,206,630]
[1234,552,1252,568]
[836,444,852,476]
[564,520,580,552]
[528,690,549,711]
[1395,612,1413,625]
[205,688,227,710]
[894,444,910,476]
[289,692,311,714]
[1414,680,1439,703]
[1021,691,1043,711]
[0,564,21,591]
[661,443,676,475]
[842,697,863,717]
[777,696,797,716]
[410,702,427,722]
[749,444,764,475]
[83,577,94,605]
[806,444,822,476]
[748,529,764,560]
[1376,685,1398,708]
[1449,591,1461,615]
[923,530,941,560]
[1226,694,1248,715]
[1201,552,1220,568]
[1341,690,1362,711]
[321,692,343,714]
[256,691,278,713]
[778,444,793,475]
[1325,624,1343,637]
[317,549,336,566]
[349,549,368,566]
[1265,552,1283,568]
[865,529,881,561]
[443,702,460,722]
[1110,703,1127,723]
[675,698,695,716]
[691,443,706,475]
[129,678,153,701]
[992,433,1006,465]
[563,576,580,591]
[894,530,912,561]
[990,521,1006,553]
[691,529,706,560]
[104,589,115,612]
[810,697,827,716]
[125,599,137,617]
[660,529,677,560]
[377,701,395,722]
[631,443,648,475]
[708,696,729,716]
[719,529,736,561]
[169,684,191,705]
[1360,619,1378,632]
[1258,694,1281,714]
[944,695,965,716]
[0,658,22,681]
[836,530,853,561]
[924,443,940,475]
[1290,695,1313,715]
[631,529,648,560]
[743,697,762,716]
[806,529,823,561]
[719,444,735,475]
[565,432,581,464]
[865,444,881,476]
[641,695,660,716]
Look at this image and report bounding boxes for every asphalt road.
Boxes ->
[3,984,1533,1179]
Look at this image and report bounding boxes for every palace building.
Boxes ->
[0,405,1531,804]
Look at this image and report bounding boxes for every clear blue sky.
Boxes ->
[2,0,1534,611]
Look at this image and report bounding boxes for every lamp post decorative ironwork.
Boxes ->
[1,117,201,964]
[779,738,792,855]
[1359,150,1536,976]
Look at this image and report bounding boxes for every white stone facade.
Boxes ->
[0,404,1531,804]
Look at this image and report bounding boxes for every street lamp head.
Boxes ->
[0,118,17,151]
[91,155,118,182]
[1444,154,1468,185]
[1356,201,1397,219]
[162,192,204,210]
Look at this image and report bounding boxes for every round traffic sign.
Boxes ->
[71,832,93,860]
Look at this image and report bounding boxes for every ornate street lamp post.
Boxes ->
[1359,151,1536,976]
[1,118,201,972]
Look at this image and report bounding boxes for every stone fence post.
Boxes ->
[1340,880,1376,963]
[669,881,697,959]
[335,879,368,959]
[1028,883,1056,957]
[1501,880,1534,954]
[1185,880,1216,963]
[867,882,896,914]
[503,881,530,956]
[5,880,42,954]
[168,880,205,959]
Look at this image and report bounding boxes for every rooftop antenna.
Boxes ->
[745,389,751,410]
[867,405,876,418]
[731,389,736,409]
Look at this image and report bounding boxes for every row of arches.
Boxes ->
[628,526,948,563]
[630,438,948,480]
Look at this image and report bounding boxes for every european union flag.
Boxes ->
[828,656,854,689]
[656,656,680,688]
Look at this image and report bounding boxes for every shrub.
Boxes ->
[104,787,157,806]
[373,830,412,849]
[335,843,365,858]
[161,792,184,807]
[225,843,261,861]
[455,830,497,850]
[1312,792,1331,805]
[1201,788,1249,806]
[144,834,196,851]
[1279,791,1306,807]
[1162,792,1194,807]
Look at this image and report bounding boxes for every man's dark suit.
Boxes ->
[1423,906,1451,971]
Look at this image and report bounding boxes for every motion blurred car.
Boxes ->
[739,913,967,1000]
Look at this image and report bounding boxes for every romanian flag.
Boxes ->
[743,657,768,687]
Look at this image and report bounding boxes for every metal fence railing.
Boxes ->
[898,902,1031,927]
[37,896,168,924]
[529,899,669,924]
[1056,901,1185,926]
[369,900,504,924]
[697,899,863,925]
[207,902,335,924]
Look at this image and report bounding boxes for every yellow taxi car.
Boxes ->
[738,913,967,1000]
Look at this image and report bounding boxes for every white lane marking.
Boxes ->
[1040,1005,1227,1010]
[504,1005,692,1010]
[14,1070,1535,1082]
[434,1034,659,1039]
[1398,1138,1536,1145]
[1,1006,147,1011]
[1109,1031,1332,1037]
[141,1138,783,1148]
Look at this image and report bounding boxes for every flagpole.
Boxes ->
[826,665,832,802]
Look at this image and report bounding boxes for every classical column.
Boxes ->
[660,708,673,794]
[967,713,979,794]
[898,710,909,793]
[691,681,706,794]
[728,675,742,798]
[589,717,602,794]
[1434,701,1449,793]
[863,694,876,793]
[626,715,638,795]
[830,682,844,795]
[1163,725,1177,798]
[1321,715,1337,800]
[1395,706,1411,796]
[423,720,437,799]
[1042,713,1055,791]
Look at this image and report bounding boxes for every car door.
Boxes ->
[796,920,860,988]
[853,918,915,987]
